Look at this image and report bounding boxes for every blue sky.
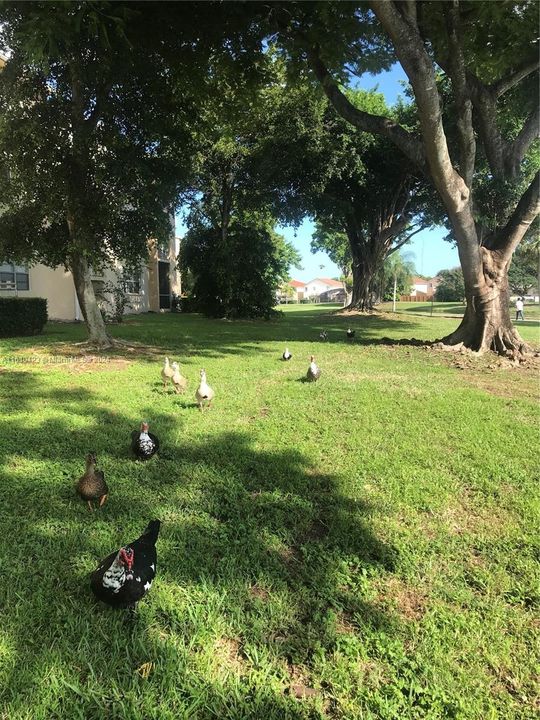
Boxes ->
[176,63,460,282]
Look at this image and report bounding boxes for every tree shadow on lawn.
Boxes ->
[23,310,435,366]
[0,374,398,717]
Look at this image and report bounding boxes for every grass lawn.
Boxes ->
[378,300,540,325]
[0,306,538,719]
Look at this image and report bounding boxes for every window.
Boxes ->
[123,270,141,294]
[0,263,29,290]
[92,279,105,298]
[157,243,169,261]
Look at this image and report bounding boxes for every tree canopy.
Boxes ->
[1,1,538,353]
[275,0,539,354]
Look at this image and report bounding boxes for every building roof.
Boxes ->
[288,279,305,288]
[311,277,343,288]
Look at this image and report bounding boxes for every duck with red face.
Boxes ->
[90,520,160,610]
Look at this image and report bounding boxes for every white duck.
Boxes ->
[161,357,175,390]
[306,355,321,382]
[171,361,188,394]
[195,369,215,411]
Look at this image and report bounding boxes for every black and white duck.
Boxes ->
[346,328,356,340]
[319,330,328,341]
[282,347,292,361]
[307,355,321,382]
[76,452,108,511]
[90,520,161,610]
[131,421,159,460]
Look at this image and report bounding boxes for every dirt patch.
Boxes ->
[249,583,270,601]
[67,357,132,373]
[300,517,329,543]
[277,545,302,567]
[439,491,514,537]
[457,367,539,399]
[468,549,487,568]
[375,577,428,621]
[248,406,271,422]
[335,610,356,634]
[286,664,319,699]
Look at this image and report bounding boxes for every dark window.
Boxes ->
[92,279,105,298]
[0,263,29,290]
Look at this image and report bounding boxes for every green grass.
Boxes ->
[378,300,540,325]
[0,307,538,719]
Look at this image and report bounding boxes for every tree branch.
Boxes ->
[464,71,509,179]
[444,1,475,188]
[491,57,540,98]
[306,46,428,174]
[370,0,471,213]
[490,170,540,255]
[387,223,426,254]
[505,105,540,178]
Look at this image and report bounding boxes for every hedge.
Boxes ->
[0,297,48,337]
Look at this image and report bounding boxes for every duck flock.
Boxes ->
[81,326,353,612]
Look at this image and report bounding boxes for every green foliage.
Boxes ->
[183,214,300,318]
[180,53,305,319]
[0,4,187,272]
[311,225,352,277]
[509,243,539,296]
[0,297,47,337]
[435,268,466,302]
[379,252,416,301]
[98,281,133,324]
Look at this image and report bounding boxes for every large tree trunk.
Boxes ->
[349,271,373,310]
[442,263,528,354]
[69,254,112,349]
[344,225,377,311]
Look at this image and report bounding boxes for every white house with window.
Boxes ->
[0,231,182,321]
[303,277,345,300]
[0,263,30,292]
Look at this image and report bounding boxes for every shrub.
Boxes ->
[435,267,465,302]
[97,281,132,323]
[182,215,300,319]
[0,297,48,337]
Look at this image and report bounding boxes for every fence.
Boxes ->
[400,293,434,302]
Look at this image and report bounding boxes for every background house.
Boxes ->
[401,276,441,301]
[278,277,345,304]
[284,279,305,302]
[304,277,344,301]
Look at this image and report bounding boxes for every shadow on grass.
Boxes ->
[1,308,441,365]
[0,370,396,718]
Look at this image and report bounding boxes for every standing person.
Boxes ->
[515,297,524,321]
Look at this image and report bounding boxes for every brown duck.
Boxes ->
[76,452,108,511]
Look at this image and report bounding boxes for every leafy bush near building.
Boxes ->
[98,281,132,323]
[0,297,48,336]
